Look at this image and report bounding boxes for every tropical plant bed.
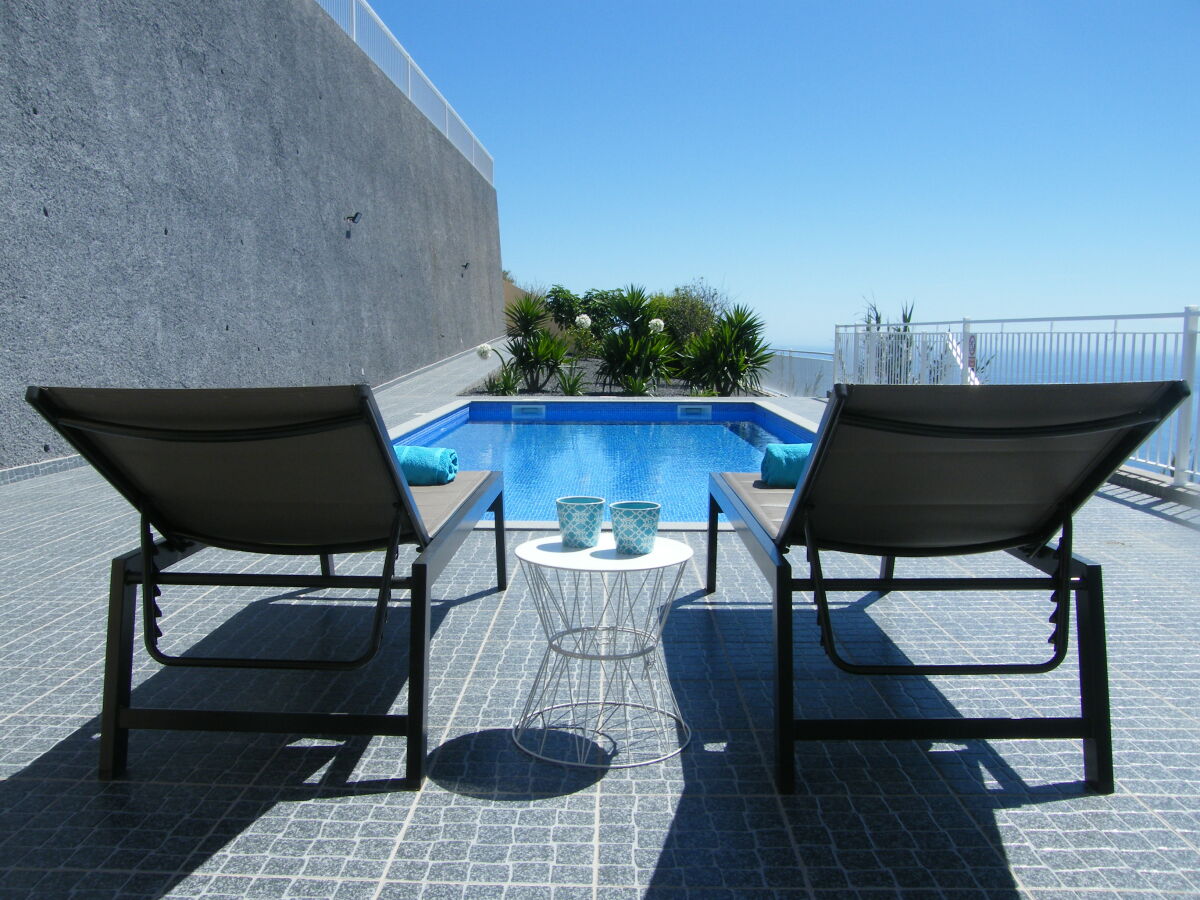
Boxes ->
[460,358,764,398]
[472,284,773,398]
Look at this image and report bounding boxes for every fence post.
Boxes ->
[1173,305,1198,486]
[833,327,850,383]
[960,319,972,385]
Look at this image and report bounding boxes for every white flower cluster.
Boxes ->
[475,343,493,360]
[575,314,592,329]
[648,318,665,334]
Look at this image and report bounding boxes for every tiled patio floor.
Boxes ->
[3,357,1199,899]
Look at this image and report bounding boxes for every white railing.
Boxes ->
[833,307,1199,485]
[314,0,494,184]
[762,349,834,397]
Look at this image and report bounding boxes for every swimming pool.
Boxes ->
[393,401,815,522]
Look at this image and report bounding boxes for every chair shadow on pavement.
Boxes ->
[0,582,499,899]
[650,569,1099,898]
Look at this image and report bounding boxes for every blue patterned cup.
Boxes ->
[610,500,660,555]
[556,496,605,549]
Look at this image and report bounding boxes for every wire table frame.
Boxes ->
[513,535,692,768]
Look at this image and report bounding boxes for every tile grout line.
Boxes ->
[432,548,521,747]
[592,781,602,900]
[685,530,820,899]
[371,542,523,900]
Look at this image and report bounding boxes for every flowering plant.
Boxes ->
[648,318,665,334]
[575,314,592,329]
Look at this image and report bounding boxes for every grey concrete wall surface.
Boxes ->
[762,353,834,397]
[0,0,504,469]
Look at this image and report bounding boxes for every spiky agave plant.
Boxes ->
[596,331,673,390]
[676,305,773,396]
[606,285,652,336]
[556,364,586,395]
[505,292,550,338]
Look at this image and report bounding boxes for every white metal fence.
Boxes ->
[831,307,1199,485]
[314,0,494,184]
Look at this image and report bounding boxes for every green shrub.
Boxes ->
[544,285,583,330]
[545,284,618,340]
[566,324,601,359]
[484,365,520,395]
[620,376,651,396]
[675,304,773,396]
[578,288,620,334]
[658,288,721,346]
[675,277,730,315]
[556,365,586,395]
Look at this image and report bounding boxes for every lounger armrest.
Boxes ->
[709,473,789,585]
[413,471,504,583]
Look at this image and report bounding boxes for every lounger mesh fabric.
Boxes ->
[786,382,1177,555]
[36,385,413,550]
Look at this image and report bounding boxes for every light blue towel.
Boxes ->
[760,443,813,488]
[393,445,458,485]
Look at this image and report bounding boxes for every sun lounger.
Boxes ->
[707,381,1189,793]
[26,384,505,787]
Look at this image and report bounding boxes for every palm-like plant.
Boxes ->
[593,285,674,392]
[596,331,673,392]
[607,285,652,336]
[499,293,568,391]
[505,293,550,338]
[862,299,918,384]
[556,365,586,395]
[675,304,773,396]
[484,365,520,395]
[505,331,568,392]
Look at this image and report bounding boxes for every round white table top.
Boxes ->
[515,533,693,572]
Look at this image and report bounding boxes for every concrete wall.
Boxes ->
[761,352,834,398]
[0,0,504,469]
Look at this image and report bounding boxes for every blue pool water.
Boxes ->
[394,401,814,522]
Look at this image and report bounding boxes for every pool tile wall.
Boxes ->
[395,400,814,447]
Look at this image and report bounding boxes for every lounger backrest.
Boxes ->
[26,385,427,553]
[782,381,1189,556]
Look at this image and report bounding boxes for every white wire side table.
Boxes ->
[513,534,693,768]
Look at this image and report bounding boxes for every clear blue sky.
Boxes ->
[366,0,1198,350]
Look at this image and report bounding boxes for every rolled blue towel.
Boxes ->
[393,445,458,485]
[760,443,813,488]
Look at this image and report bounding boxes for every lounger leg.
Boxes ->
[878,555,895,595]
[406,563,430,788]
[100,551,138,780]
[1076,562,1114,793]
[706,494,720,594]
[774,561,796,793]
[491,494,507,589]
[320,554,336,577]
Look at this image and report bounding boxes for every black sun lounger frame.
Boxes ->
[27,384,505,788]
[707,381,1189,794]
